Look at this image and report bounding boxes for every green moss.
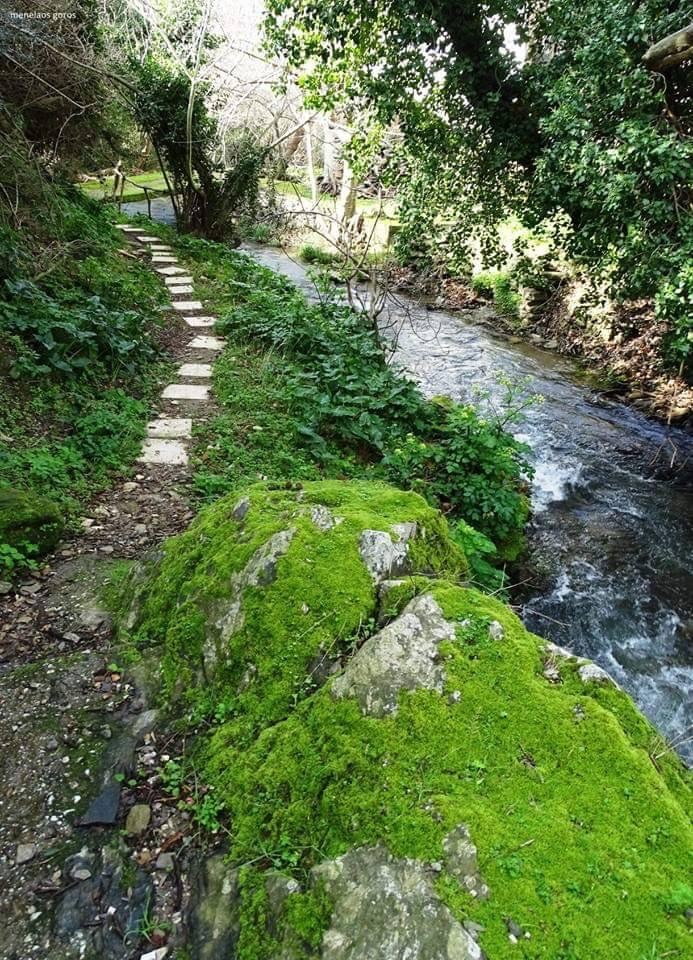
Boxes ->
[121,461,691,958]
[472,270,521,320]
[128,480,466,743]
[0,485,63,553]
[200,581,691,959]
[282,883,334,956]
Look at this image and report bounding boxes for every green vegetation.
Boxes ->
[266,0,692,372]
[0,487,63,573]
[121,480,693,960]
[0,149,170,570]
[298,243,339,266]
[79,171,169,203]
[143,226,531,559]
[471,270,521,321]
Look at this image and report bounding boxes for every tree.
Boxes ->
[264,0,693,368]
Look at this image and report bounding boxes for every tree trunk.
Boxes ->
[643,23,693,71]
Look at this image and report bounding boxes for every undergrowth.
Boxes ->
[144,224,532,570]
[0,186,169,571]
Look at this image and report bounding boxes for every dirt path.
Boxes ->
[0,226,225,960]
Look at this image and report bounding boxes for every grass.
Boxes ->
[79,171,169,202]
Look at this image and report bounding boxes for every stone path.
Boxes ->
[115,224,223,470]
[0,224,228,960]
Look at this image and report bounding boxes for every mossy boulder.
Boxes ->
[0,485,63,554]
[126,480,467,740]
[125,480,692,960]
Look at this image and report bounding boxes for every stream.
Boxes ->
[125,199,693,762]
[247,246,693,763]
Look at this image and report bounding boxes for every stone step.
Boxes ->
[172,300,203,312]
[177,363,212,378]
[137,235,161,242]
[116,224,139,232]
[169,284,195,295]
[189,335,225,351]
[146,418,193,439]
[184,316,215,328]
[156,266,188,276]
[152,255,178,263]
[149,245,173,252]
[138,438,189,466]
[164,276,193,285]
[162,383,210,401]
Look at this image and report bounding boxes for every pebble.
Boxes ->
[99,546,115,555]
[15,843,37,865]
[155,852,175,871]
[488,620,505,641]
[122,481,139,493]
[0,580,13,595]
[46,737,58,752]
[125,803,152,836]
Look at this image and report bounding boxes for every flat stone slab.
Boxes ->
[77,781,121,826]
[148,244,172,251]
[172,300,203,312]
[169,284,195,294]
[136,235,160,242]
[152,255,178,263]
[184,316,215,327]
[116,224,140,232]
[178,363,212,378]
[138,437,189,465]
[164,275,193,285]
[147,417,193,439]
[162,383,210,400]
[156,266,188,276]
[189,335,225,351]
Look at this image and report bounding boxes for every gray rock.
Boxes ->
[206,528,296,672]
[155,852,175,871]
[0,580,12,595]
[312,845,482,959]
[331,594,456,717]
[578,662,617,686]
[443,824,490,900]
[310,504,342,531]
[125,803,151,836]
[130,708,159,741]
[15,843,37,865]
[55,845,152,959]
[78,781,121,826]
[232,496,250,522]
[186,854,240,960]
[359,523,417,584]
[488,620,504,641]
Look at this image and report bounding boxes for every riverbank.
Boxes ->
[384,264,693,429]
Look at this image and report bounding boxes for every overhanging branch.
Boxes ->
[643,23,693,72]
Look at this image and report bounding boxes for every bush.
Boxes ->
[298,243,339,266]
[204,248,531,552]
[471,270,520,319]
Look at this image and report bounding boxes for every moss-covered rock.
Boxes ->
[0,485,63,554]
[126,480,467,740]
[124,480,692,960]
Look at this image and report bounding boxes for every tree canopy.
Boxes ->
[265,0,693,364]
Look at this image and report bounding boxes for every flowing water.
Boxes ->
[125,199,693,761]
[246,246,693,762]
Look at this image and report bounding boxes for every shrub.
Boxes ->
[207,249,531,551]
[298,243,339,266]
[471,270,521,319]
